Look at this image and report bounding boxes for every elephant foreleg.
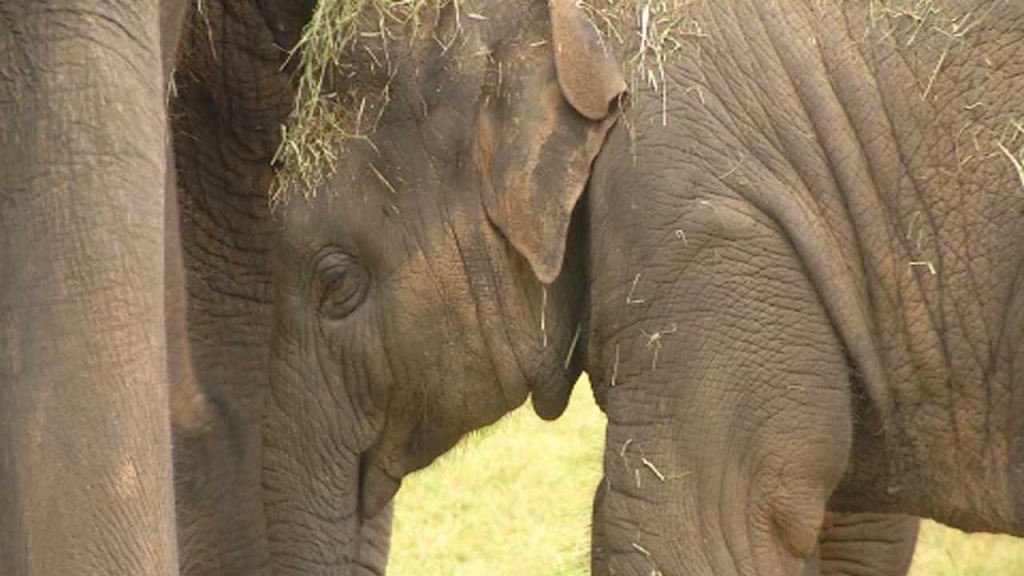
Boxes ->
[1,2,180,574]
[591,221,855,575]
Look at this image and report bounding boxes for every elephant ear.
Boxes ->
[549,0,627,120]
[475,0,625,284]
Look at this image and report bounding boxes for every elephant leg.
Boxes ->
[595,474,918,576]
[591,222,854,575]
[595,478,918,576]
[1,2,181,573]
[808,512,919,576]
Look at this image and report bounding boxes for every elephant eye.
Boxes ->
[314,251,369,320]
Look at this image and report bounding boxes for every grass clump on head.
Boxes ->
[272,0,703,203]
[272,0,446,204]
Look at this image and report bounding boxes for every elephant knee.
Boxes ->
[751,456,847,564]
[763,496,827,560]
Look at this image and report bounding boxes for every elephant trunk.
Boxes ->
[354,502,394,576]
[263,336,391,575]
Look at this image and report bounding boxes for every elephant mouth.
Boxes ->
[358,453,402,520]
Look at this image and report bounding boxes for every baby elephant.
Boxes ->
[262,0,1024,574]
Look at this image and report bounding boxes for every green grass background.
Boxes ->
[390,377,1024,575]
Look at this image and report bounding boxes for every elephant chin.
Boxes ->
[531,391,570,421]
[358,456,402,520]
[530,369,575,421]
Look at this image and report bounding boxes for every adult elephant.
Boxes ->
[1,1,187,574]
[267,0,1022,575]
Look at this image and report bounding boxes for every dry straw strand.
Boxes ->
[272,0,447,203]
[276,0,1013,207]
[273,0,701,201]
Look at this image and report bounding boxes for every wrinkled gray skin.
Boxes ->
[1,1,186,573]
[1,1,392,575]
[810,512,919,576]
[585,1,1022,573]
[167,2,392,575]
[270,0,1023,575]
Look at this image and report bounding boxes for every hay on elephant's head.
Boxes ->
[272,0,702,202]
[271,0,446,204]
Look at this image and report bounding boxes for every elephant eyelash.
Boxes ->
[312,249,370,320]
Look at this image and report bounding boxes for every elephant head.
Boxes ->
[262,0,625,572]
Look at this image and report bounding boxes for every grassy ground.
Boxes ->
[390,377,1024,575]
